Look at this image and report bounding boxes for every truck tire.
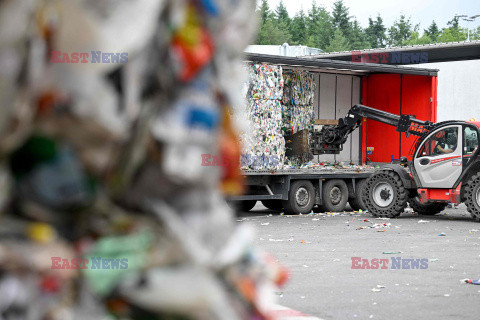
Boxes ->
[409,197,447,215]
[319,179,349,212]
[349,179,367,211]
[463,172,480,222]
[227,200,257,212]
[282,180,315,214]
[362,170,407,218]
[261,200,283,211]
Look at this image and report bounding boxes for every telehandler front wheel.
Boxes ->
[362,170,408,218]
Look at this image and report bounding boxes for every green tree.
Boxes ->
[472,26,480,40]
[436,16,468,42]
[349,19,371,50]
[405,31,432,45]
[306,2,333,49]
[388,15,414,46]
[331,0,352,40]
[258,0,270,26]
[325,28,349,52]
[365,14,387,48]
[257,19,292,45]
[275,1,290,28]
[424,21,440,42]
[290,9,308,45]
[255,0,291,45]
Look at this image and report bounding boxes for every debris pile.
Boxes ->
[241,63,285,170]
[0,1,288,319]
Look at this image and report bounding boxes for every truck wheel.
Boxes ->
[282,180,315,214]
[319,179,349,212]
[463,172,480,222]
[348,179,367,211]
[362,170,407,218]
[409,197,447,215]
[261,200,283,211]
[227,200,257,212]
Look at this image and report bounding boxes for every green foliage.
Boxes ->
[349,20,371,50]
[388,15,413,46]
[254,2,476,51]
[424,21,440,42]
[405,31,433,45]
[290,9,307,45]
[306,3,333,49]
[331,0,351,38]
[325,28,349,52]
[365,15,387,48]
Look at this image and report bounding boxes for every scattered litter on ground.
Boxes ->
[438,233,446,236]
[444,294,450,297]
[371,288,382,292]
[418,220,430,223]
[461,279,480,285]
[357,223,391,230]
[469,229,479,233]
[382,251,402,254]
[269,238,284,242]
[429,258,439,262]
[376,285,385,288]
[261,222,270,226]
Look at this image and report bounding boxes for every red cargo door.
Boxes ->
[400,75,437,160]
[364,74,401,163]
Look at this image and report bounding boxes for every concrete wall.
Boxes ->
[407,60,480,122]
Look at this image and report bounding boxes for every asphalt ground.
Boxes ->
[238,203,480,320]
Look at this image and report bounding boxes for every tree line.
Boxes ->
[256,0,480,52]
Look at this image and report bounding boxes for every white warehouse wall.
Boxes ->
[407,60,480,122]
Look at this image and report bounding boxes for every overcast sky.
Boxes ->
[266,0,480,32]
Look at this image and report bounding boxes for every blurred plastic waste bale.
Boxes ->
[0,0,288,319]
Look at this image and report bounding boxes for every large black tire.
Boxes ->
[318,179,349,212]
[463,172,480,222]
[227,200,257,212]
[409,196,447,215]
[349,179,367,211]
[261,200,283,211]
[282,180,315,214]
[362,170,408,218]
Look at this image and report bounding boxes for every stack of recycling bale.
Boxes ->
[241,63,285,170]
[281,69,316,134]
[281,69,316,165]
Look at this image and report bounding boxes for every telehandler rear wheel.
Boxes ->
[362,170,408,218]
[464,172,480,222]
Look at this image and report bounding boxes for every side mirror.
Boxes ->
[400,156,408,167]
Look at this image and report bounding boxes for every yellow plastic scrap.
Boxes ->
[27,222,56,243]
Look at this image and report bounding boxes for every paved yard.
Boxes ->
[238,203,480,320]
